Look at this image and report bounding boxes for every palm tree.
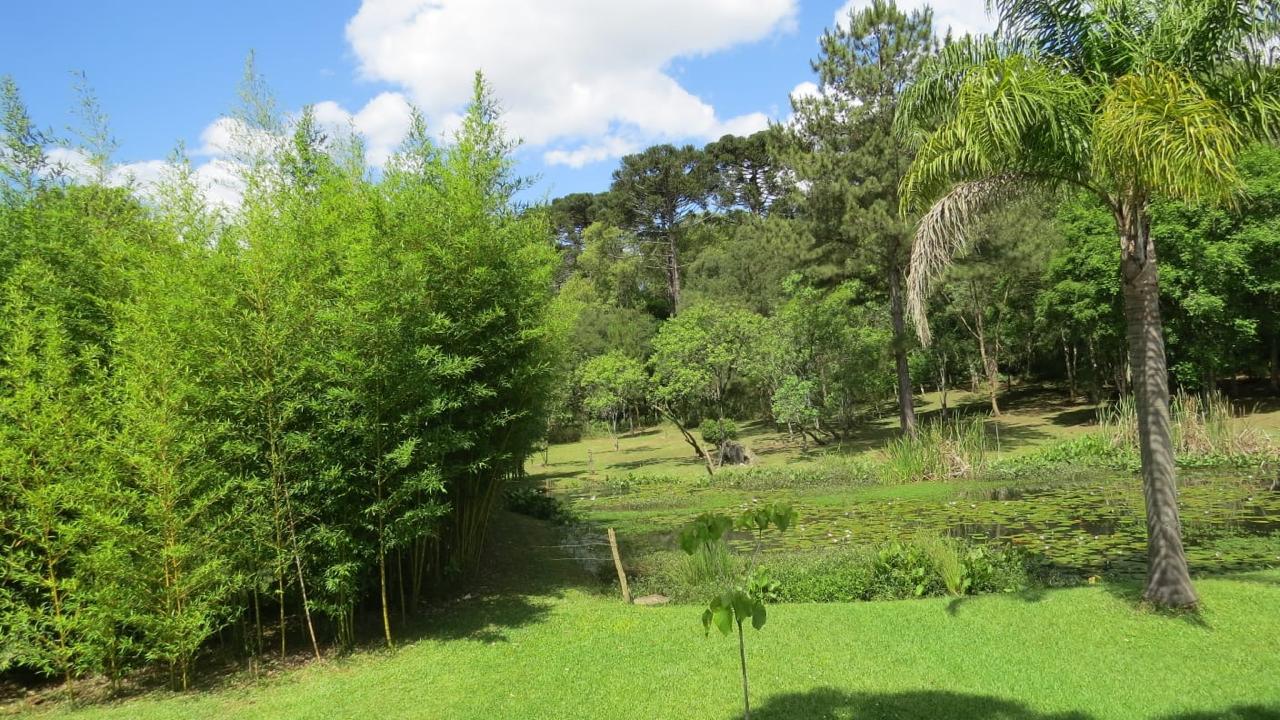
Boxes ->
[896,0,1280,607]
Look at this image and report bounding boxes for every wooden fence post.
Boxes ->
[607,528,631,604]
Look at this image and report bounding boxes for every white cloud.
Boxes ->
[46,125,246,210]
[110,159,171,190]
[44,147,98,181]
[834,0,994,39]
[345,0,797,166]
[191,158,245,210]
[544,135,640,169]
[311,92,414,167]
[790,81,820,102]
[45,148,169,198]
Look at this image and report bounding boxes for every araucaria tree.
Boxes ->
[896,0,1280,607]
[610,144,713,315]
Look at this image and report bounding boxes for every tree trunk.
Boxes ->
[1117,202,1198,608]
[665,228,682,315]
[658,404,715,475]
[1270,333,1278,392]
[1086,335,1102,403]
[888,269,917,436]
[938,354,949,422]
[970,288,1001,417]
[379,544,393,649]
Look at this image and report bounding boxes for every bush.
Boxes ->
[768,537,1028,602]
[635,536,1030,603]
[503,486,577,525]
[629,550,742,603]
[699,418,740,447]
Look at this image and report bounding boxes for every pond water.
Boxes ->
[764,469,1280,579]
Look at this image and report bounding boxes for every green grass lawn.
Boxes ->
[27,545,1280,719]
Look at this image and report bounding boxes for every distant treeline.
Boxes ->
[545,79,1280,443]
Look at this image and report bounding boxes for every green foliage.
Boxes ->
[698,418,740,447]
[763,538,1029,604]
[644,535,1029,605]
[578,351,647,438]
[0,70,558,684]
[649,302,765,417]
[503,488,577,526]
[771,376,819,431]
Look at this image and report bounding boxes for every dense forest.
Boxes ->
[3,0,1278,697]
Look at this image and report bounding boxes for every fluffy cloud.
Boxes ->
[346,0,796,165]
[544,135,640,169]
[834,0,995,38]
[311,92,414,167]
[790,81,820,102]
[45,125,247,210]
[44,148,187,202]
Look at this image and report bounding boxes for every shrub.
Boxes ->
[503,487,576,525]
[699,418,740,447]
[637,536,1030,603]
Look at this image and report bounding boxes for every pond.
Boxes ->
[750,469,1280,579]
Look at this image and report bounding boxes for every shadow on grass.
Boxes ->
[745,688,1092,720]
[946,586,1050,616]
[610,455,704,472]
[408,595,555,643]
[525,469,585,483]
[1051,406,1100,428]
[746,689,1280,720]
[1095,578,1213,629]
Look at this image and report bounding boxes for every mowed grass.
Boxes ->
[29,571,1280,720]
[530,386,1109,486]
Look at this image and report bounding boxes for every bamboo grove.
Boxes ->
[0,72,559,688]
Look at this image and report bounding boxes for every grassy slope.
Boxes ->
[531,385,1280,486]
[29,513,1280,720]
[532,387,1114,485]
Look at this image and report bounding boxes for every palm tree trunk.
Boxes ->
[889,268,918,436]
[1117,203,1198,608]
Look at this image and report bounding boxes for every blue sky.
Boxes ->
[2,1,993,203]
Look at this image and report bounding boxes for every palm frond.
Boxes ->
[1094,64,1248,203]
[897,34,1025,144]
[899,50,1093,211]
[907,173,1037,344]
[989,0,1093,62]
[1145,0,1280,73]
[1205,62,1280,141]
